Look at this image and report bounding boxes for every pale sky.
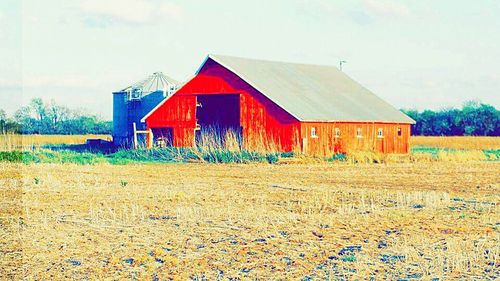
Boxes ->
[1,0,499,119]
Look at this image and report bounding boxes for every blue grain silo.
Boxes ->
[112,72,178,147]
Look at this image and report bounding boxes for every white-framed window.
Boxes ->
[356,127,362,138]
[377,128,384,138]
[311,127,318,138]
[334,127,341,138]
[397,127,402,137]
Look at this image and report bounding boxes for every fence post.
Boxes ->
[133,122,138,149]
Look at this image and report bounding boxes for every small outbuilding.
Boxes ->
[142,55,415,155]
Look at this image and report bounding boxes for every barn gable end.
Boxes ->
[145,57,302,151]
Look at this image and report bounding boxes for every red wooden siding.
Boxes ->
[301,122,411,156]
[146,95,197,147]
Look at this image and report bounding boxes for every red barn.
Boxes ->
[142,55,415,155]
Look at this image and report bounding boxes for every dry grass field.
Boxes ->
[411,136,500,150]
[0,134,110,151]
[1,161,499,279]
[1,135,499,279]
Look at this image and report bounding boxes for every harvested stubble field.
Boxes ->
[1,161,499,280]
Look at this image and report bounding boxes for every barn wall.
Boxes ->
[239,92,301,152]
[146,59,302,152]
[146,95,197,147]
[301,122,411,156]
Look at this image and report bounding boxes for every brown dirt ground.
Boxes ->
[1,162,499,280]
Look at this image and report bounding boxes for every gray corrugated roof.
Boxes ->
[120,72,178,93]
[207,55,415,124]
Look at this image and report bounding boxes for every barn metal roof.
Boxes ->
[207,55,415,124]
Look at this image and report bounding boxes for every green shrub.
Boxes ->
[328,153,347,162]
[0,151,26,162]
[265,153,279,164]
[279,152,294,158]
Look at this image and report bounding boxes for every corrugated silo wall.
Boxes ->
[112,91,128,146]
[128,91,166,146]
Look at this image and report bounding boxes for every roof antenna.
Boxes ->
[339,60,347,71]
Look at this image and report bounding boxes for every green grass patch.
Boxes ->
[483,149,500,160]
[411,146,454,155]
[3,146,496,165]
[327,153,348,162]
[341,255,357,262]
[26,150,108,165]
[0,151,28,163]
[0,148,294,165]
[412,146,499,161]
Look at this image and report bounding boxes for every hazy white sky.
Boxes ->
[1,0,499,119]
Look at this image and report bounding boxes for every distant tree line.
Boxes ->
[402,101,499,136]
[1,98,498,136]
[0,98,112,135]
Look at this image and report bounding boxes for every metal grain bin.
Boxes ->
[112,91,129,146]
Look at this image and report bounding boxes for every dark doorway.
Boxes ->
[152,127,173,147]
[195,94,241,146]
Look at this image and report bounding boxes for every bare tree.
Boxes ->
[47,99,70,130]
[0,109,6,134]
[30,98,47,122]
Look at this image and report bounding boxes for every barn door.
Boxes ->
[195,94,242,147]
